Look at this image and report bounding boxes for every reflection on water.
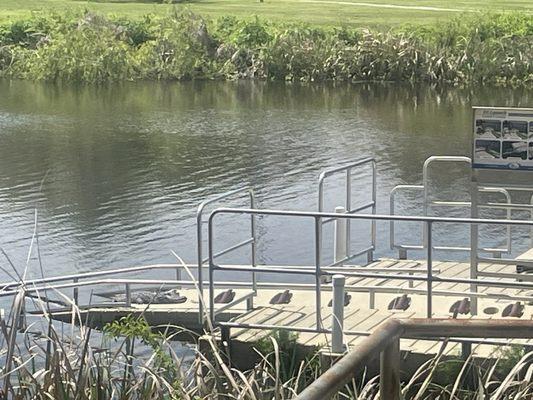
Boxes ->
[0,80,532,286]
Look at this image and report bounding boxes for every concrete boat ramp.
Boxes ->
[4,156,533,369]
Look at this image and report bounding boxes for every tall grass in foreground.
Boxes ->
[0,244,531,398]
[0,284,532,399]
[0,10,532,84]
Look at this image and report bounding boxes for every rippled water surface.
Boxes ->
[1,81,532,288]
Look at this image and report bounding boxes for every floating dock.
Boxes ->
[36,257,533,369]
[3,155,533,370]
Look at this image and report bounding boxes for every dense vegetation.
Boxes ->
[2,298,532,398]
[0,11,532,85]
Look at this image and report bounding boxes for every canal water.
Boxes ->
[0,80,532,291]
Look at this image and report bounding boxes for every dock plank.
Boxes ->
[44,256,533,364]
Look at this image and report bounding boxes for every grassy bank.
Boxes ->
[2,1,533,27]
[0,11,532,84]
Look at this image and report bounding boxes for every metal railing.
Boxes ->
[390,156,514,257]
[207,208,533,332]
[390,156,533,313]
[2,156,533,353]
[0,263,185,303]
[197,187,256,322]
[296,318,533,400]
[0,187,256,319]
[390,185,513,257]
[318,157,377,264]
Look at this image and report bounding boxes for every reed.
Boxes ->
[0,271,531,398]
[0,238,531,398]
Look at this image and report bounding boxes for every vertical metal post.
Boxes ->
[426,221,433,318]
[369,161,377,262]
[461,342,472,360]
[369,288,375,309]
[470,174,479,315]
[125,283,131,307]
[399,248,407,260]
[530,194,533,249]
[317,175,329,286]
[331,274,345,353]
[334,206,347,266]
[314,216,323,330]
[390,198,396,253]
[346,169,352,257]
[208,215,216,325]
[318,179,325,212]
[380,337,401,400]
[73,278,79,306]
[250,191,257,311]
[422,160,430,248]
[175,267,181,289]
[221,325,232,365]
[197,211,204,324]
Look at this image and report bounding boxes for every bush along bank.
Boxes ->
[0,10,533,84]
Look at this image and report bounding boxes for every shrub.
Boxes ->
[1,10,533,85]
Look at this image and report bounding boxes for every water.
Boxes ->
[0,80,532,291]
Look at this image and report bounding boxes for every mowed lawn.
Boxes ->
[1,0,533,26]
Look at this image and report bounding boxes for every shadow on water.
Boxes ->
[0,80,532,287]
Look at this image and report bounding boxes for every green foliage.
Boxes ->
[215,16,272,48]
[111,15,157,47]
[104,315,178,379]
[496,345,527,377]
[1,10,533,85]
[133,11,216,80]
[434,356,464,384]
[255,329,320,388]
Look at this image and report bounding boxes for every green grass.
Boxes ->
[1,0,532,27]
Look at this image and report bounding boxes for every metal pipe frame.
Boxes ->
[318,157,377,265]
[0,263,184,291]
[296,318,533,400]
[390,184,513,254]
[205,264,533,290]
[3,271,531,318]
[218,320,532,348]
[196,187,256,323]
[207,207,533,329]
[422,156,472,218]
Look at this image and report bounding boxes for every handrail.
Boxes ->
[4,275,532,310]
[209,208,533,228]
[196,187,256,323]
[0,263,182,290]
[389,184,424,254]
[390,184,513,256]
[207,207,533,327]
[296,318,533,400]
[318,157,377,263]
[422,156,472,218]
